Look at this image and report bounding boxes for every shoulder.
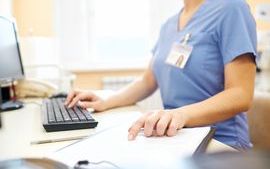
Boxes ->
[211,0,254,24]
[160,14,178,32]
[165,14,178,24]
[216,0,251,12]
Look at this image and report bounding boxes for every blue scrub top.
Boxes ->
[151,0,257,150]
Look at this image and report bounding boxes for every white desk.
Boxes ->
[0,97,235,160]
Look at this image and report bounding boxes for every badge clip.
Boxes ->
[182,33,191,45]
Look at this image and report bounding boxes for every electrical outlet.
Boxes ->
[256,3,270,22]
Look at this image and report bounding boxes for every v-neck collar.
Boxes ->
[176,0,208,33]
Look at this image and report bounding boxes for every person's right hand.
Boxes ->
[64,90,107,112]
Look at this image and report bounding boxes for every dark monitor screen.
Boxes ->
[0,16,24,82]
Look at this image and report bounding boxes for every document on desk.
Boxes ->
[47,121,211,169]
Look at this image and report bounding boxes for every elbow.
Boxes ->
[245,95,254,111]
[142,72,157,92]
[233,99,252,115]
[241,99,252,112]
[237,89,254,113]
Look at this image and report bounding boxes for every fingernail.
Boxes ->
[128,134,134,141]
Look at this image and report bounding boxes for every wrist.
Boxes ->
[103,94,118,110]
[174,107,190,127]
[102,99,112,111]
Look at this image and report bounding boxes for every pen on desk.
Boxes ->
[31,135,89,145]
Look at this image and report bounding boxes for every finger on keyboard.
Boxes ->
[65,91,76,106]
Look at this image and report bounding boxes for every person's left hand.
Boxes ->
[128,110,187,140]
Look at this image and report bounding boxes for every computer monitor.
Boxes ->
[0,16,24,111]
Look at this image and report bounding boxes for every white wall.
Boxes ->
[54,0,91,66]
[53,0,183,70]
[149,0,183,47]
[0,0,12,16]
[150,0,182,29]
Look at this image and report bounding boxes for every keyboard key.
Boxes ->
[73,107,86,121]
[80,109,95,121]
[66,108,79,122]
[52,99,64,122]
[56,99,72,122]
[47,101,56,123]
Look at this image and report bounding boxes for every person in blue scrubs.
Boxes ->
[65,0,257,150]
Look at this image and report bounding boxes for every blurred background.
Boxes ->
[0,0,270,150]
[0,0,269,91]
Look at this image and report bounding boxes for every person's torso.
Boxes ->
[151,0,252,149]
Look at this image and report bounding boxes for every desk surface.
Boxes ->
[0,97,236,160]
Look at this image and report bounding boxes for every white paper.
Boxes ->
[47,122,210,169]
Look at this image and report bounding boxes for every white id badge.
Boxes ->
[166,42,193,69]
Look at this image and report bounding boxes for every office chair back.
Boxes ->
[247,91,270,150]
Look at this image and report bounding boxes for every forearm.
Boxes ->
[178,87,253,127]
[104,70,157,109]
[178,55,256,127]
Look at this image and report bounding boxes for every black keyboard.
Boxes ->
[41,98,98,132]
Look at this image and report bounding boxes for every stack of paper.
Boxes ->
[48,122,210,169]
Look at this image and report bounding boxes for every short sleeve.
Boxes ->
[151,20,169,56]
[151,28,163,56]
[150,33,160,68]
[150,23,166,68]
[218,1,258,65]
[151,41,158,56]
